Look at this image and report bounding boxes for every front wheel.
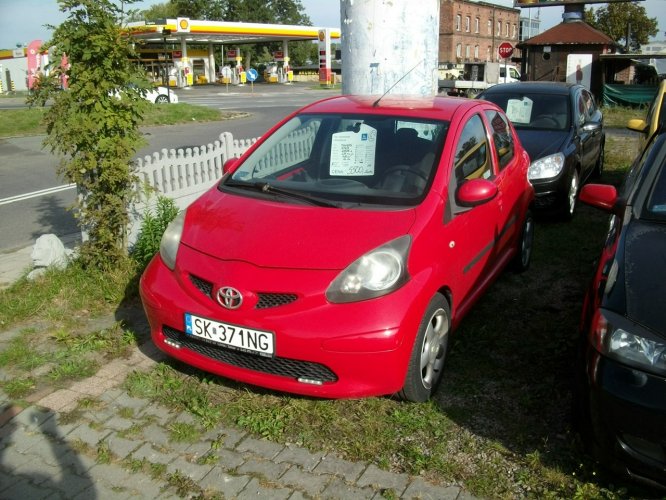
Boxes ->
[398,294,451,403]
[562,168,579,221]
[155,94,169,104]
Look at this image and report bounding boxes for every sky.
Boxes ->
[0,0,665,50]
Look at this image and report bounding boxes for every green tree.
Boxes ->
[585,3,658,52]
[28,0,150,269]
[125,1,179,22]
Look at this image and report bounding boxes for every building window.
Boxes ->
[496,21,501,37]
[456,43,462,59]
[465,45,470,59]
[474,45,479,60]
[475,18,480,33]
[465,16,470,32]
[505,22,510,37]
[512,24,517,39]
[456,14,461,31]
[487,46,491,61]
[487,20,492,35]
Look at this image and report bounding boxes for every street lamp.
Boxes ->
[162,28,171,102]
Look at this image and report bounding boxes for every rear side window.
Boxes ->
[485,110,514,169]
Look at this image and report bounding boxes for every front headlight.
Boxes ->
[159,210,186,270]
[528,152,565,180]
[326,236,411,304]
[593,310,666,376]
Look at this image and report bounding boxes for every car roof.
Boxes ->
[296,94,485,121]
[481,82,579,96]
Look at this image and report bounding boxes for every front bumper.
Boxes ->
[584,348,666,489]
[530,166,572,212]
[139,246,430,399]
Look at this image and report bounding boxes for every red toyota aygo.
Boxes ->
[140,95,534,402]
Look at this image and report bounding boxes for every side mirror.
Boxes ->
[223,158,238,175]
[582,121,601,133]
[456,178,498,207]
[579,184,618,212]
[627,118,648,134]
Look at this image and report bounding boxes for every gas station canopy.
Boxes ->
[126,18,341,45]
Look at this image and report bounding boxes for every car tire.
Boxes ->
[593,142,605,179]
[398,294,450,403]
[155,95,169,104]
[562,168,579,221]
[511,210,534,273]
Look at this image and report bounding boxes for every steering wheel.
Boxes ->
[315,178,367,188]
[381,165,429,183]
[534,115,559,127]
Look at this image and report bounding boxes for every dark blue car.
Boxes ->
[479,82,605,219]
[576,131,666,491]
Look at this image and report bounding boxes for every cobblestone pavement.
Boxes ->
[0,324,476,499]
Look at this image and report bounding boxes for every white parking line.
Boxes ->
[0,183,77,206]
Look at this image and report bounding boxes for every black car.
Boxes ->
[576,131,666,490]
[478,82,605,219]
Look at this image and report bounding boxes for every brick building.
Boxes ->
[439,0,521,65]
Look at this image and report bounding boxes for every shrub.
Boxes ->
[131,196,179,269]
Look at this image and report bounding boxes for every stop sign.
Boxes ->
[498,42,514,59]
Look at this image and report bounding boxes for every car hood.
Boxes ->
[516,129,569,162]
[180,188,417,270]
[621,219,666,335]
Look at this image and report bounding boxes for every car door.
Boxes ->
[443,111,503,319]
[577,89,603,177]
[483,107,523,261]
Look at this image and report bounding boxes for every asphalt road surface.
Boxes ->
[0,82,338,253]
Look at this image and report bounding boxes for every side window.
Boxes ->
[453,114,491,184]
[485,110,514,169]
[582,90,595,119]
[576,94,586,125]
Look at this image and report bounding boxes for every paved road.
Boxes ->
[0,83,339,253]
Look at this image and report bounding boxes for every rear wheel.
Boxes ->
[155,95,169,104]
[593,143,605,179]
[398,294,450,403]
[511,210,534,273]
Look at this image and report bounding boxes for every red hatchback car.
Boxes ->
[140,95,535,402]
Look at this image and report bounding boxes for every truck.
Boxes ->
[438,62,521,97]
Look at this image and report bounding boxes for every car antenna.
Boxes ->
[372,59,424,107]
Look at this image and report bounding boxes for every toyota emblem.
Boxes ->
[216,287,243,309]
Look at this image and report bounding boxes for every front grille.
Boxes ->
[189,275,213,297]
[162,325,338,383]
[189,274,299,310]
[256,293,298,309]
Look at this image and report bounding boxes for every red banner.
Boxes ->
[26,39,43,90]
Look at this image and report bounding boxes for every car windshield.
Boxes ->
[482,92,570,131]
[222,113,448,207]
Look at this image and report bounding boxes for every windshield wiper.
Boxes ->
[225,180,339,208]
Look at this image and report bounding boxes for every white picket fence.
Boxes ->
[127,123,319,246]
[128,131,258,245]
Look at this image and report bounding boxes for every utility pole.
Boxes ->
[340,0,440,96]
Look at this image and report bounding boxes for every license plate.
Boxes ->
[184,313,274,357]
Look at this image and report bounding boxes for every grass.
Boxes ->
[0,134,652,498]
[601,104,647,128]
[0,102,239,138]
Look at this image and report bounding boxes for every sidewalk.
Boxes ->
[0,257,475,499]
